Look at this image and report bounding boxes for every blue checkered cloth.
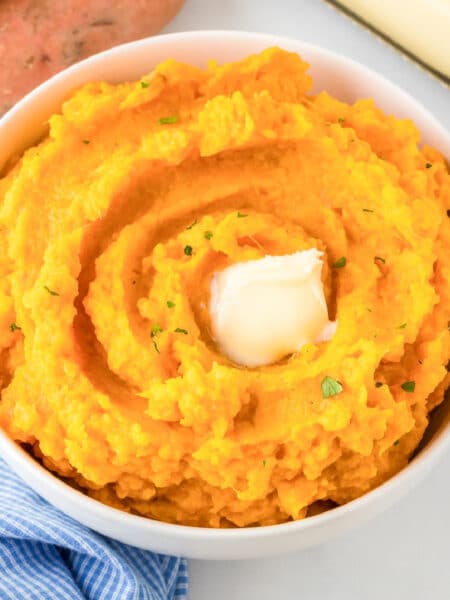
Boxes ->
[0,459,188,600]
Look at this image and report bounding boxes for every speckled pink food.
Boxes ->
[0,0,184,114]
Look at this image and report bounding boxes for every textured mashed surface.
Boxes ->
[0,49,449,527]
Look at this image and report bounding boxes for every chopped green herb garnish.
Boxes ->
[262,460,267,467]
[158,115,178,125]
[397,323,407,329]
[166,300,176,309]
[204,230,213,240]
[393,440,400,446]
[374,256,385,264]
[44,285,59,296]
[362,208,374,213]
[186,218,198,230]
[150,323,163,337]
[401,381,415,393]
[237,212,248,218]
[140,81,150,89]
[337,117,345,124]
[152,340,160,353]
[375,382,383,388]
[82,140,90,145]
[321,376,343,399]
[367,308,372,312]
[184,245,193,256]
[332,256,346,269]
[174,327,188,335]
[9,322,21,332]
[425,162,432,169]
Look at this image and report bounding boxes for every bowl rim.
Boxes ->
[1,410,450,541]
[0,29,449,546]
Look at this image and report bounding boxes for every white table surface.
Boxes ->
[165,1,450,598]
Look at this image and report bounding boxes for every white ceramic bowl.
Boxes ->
[0,31,449,560]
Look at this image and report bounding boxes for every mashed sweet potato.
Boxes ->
[0,49,449,527]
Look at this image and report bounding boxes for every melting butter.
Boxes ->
[210,249,336,367]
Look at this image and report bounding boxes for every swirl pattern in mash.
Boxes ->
[0,49,449,527]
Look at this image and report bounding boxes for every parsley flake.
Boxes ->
[332,256,346,269]
[140,81,150,89]
[237,212,248,218]
[204,231,213,240]
[262,460,267,467]
[362,208,374,213]
[393,439,400,446]
[158,115,178,125]
[375,381,383,388]
[337,117,345,124]
[186,218,198,230]
[9,322,21,332]
[374,256,385,264]
[174,327,188,335]
[401,381,415,393]
[397,323,407,329]
[425,162,432,169]
[184,245,193,256]
[150,323,163,337]
[166,300,176,308]
[82,140,90,145]
[152,340,160,353]
[44,285,59,296]
[321,376,343,399]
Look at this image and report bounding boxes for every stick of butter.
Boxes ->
[210,249,336,368]
[335,0,450,79]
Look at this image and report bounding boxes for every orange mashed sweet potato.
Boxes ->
[0,49,449,527]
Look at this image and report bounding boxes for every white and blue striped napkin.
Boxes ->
[0,458,188,600]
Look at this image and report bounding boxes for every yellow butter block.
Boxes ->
[337,0,450,78]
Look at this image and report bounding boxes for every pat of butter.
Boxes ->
[210,249,336,367]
